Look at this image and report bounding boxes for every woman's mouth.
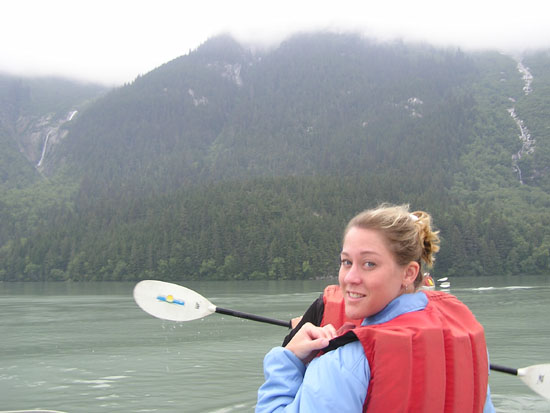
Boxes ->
[347,291,365,299]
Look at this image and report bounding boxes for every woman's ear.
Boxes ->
[403,261,420,285]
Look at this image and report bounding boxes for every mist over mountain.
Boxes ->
[1,33,550,281]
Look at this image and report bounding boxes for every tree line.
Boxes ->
[2,174,549,282]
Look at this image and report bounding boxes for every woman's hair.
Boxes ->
[343,204,440,289]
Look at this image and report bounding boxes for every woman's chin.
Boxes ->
[345,307,365,321]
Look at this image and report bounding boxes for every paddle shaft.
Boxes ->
[489,363,518,375]
[215,306,292,328]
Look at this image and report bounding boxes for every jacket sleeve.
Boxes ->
[483,384,495,412]
[483,351,495,413]
[256,342,369,413]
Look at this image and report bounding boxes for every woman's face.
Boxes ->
[338,226,412,320]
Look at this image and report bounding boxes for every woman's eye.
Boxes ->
[363,261,375,268]
[341,259,352,266]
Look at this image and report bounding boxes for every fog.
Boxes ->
[2,0,550,86]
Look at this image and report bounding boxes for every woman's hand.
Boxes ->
[285,322,337,364]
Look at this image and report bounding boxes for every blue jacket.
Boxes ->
[256,292,495,412]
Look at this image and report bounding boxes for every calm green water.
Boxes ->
[1,276,549,412]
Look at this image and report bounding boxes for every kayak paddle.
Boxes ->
[133,279,291,328]
[489,363,550,400]
[134,280,549,400]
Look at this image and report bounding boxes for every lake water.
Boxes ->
[1,276,549,412]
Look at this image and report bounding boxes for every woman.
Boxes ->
[256,204,494,412]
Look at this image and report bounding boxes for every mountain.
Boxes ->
[1,33,550,281]
[49,35,478,190]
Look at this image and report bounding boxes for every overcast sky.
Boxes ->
[2,0,550,86]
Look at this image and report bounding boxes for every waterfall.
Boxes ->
[509,60,535,184]
[67,110,78,121]
[516,61,533,95]
[35,110,78,169]
[36,130,54,168]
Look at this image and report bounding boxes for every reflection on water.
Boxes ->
[1,276,549,412]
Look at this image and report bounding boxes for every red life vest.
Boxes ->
[321,286,489,413]
[320,284,363,329]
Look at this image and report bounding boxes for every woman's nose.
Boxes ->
[343,265,361,284]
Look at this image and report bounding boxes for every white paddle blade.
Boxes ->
[133,280,215,322]
[518,364,550,400]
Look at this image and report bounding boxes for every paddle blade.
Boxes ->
[518,364,550,400]
[133,280,215,322]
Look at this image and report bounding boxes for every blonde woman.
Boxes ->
[257,204,494,412]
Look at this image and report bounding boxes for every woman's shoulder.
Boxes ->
[313,340,369,383]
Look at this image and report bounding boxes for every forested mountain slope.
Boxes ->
[1,33,549,281]
[51,34,477,191]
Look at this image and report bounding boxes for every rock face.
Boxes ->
[14,109,78,173]
[0,74,106,178]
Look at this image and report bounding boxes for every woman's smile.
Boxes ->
[346,291,366,299]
